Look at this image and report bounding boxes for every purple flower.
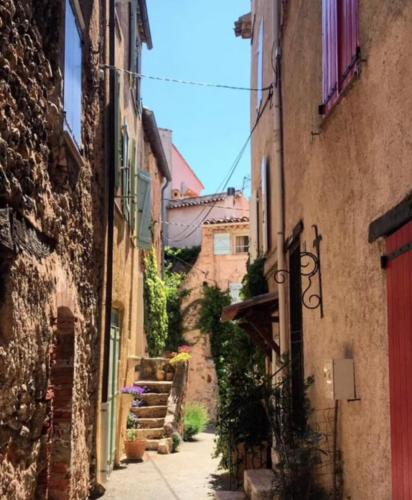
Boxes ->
[121,385,146,395]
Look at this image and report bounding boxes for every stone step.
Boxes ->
[131,405,167,418]
[134,380,173,393]
[214,492,247,500]
[139,392,169,406]
[244,469,275,500]
[137,427,165,440]
[136,417,165,429]
[145,437,172,451]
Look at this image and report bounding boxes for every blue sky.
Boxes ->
[143,0,251,195]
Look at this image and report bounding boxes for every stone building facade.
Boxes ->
[237,0,412,498]
[0,0,106,498]
[182,217,250,420]
[95,0,170,486]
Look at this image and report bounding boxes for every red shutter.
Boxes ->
[387,220,412,499]
[338,0,359,90]
[321,0,338,113]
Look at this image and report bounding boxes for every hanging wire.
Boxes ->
[168,88,273,243]
[101,64,273,92]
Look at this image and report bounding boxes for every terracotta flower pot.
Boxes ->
[125,439,146,460]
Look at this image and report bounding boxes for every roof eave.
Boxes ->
[143,108,171,181]
[138,0,153,49]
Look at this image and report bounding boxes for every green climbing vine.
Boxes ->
[164,269,189,352]
[241,255,268,299]
[198,285,269,471]
[144,249,168,356]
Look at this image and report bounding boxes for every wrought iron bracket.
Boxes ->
[274,224,324,317]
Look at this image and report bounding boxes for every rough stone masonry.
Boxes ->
[0,0,106,498]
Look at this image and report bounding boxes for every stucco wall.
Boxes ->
[248,0,412,498]
[0,1,105,497]
[182,222,249,420]
[167,194,250,248]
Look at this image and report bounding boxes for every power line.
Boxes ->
[168,90,272,244]
[101,64,273,92]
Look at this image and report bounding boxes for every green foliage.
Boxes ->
[126,428,138,441]
[127,413,139,429]
[269,357,332,499]
[241,256,268,299]
[198,285,269,471]
[183,403,209,441]
[144,249,168,356]
[164,246,201,272]
[172,431,182,452]
[164,270,189,352]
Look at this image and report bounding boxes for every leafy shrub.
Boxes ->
[172,431,182,452]
[144,249,168,356]
[241,256,268,299]
[126,428,138,441]
[183,403,209,441]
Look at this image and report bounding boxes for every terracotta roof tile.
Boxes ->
[203,216,249,225]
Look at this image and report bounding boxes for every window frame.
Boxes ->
[122,122,130,221]
[63,0,84,149]
[256,17,264,111]
[235,235,250,254]
[320,0,360,117]
[214,233,232,256]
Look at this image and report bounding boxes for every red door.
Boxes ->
[387,220,412,499]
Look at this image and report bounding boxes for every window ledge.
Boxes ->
[63,130,84,168]
[319,64,361,128]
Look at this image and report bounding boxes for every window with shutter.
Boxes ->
[256,18,264,110]
[214,233,231,255]
[114,71,121,191]
[261,158,268,254]
[320,0,359,116]
[64,0,83,147]
[130,140,137,231]
[136,169,152,249]
[122,123,130,221]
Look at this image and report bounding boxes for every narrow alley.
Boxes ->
[2,0,412,499]
[103,432,225,500]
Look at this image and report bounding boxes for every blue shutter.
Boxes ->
[64,0,83,147]
[136,170,152,249]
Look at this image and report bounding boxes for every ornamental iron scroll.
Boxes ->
[274,224,324,318]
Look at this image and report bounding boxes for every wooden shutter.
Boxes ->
[114,71,121,191]
[122,123,130,220]
[130,140,137,231]
[261,158,268,254]
[136,169,152,249]
[386,220,412,499]
[256,18,264,109]
[321,0,338,113]
[338,0,359,90]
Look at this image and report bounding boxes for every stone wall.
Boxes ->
[0,1,105,498]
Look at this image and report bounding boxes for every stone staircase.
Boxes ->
[215,469,276,500]
[131,380,172,451]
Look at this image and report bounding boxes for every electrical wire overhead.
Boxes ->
[101,64,273,92]
[168,89,273,243]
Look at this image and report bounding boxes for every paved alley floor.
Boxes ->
[103,431,229,500]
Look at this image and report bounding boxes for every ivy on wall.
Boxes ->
[198,284,269,471]
[144,249,168,356]
[164,269,189,352]
[241,256,268,299]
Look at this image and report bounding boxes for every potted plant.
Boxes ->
[124,428,146,460]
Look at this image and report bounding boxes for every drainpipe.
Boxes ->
[102,0,116,403]
[273,0,287,359]
[160,177,170,277]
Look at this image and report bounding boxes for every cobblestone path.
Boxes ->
[103,431,227,500]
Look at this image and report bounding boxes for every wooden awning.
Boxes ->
[221,292,280,356]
